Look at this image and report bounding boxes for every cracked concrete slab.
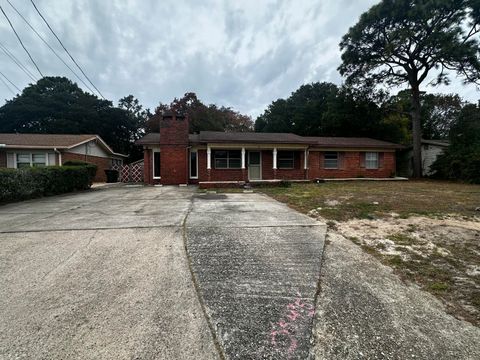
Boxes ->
[0,186,219,360]
[314,232,480,359]
[186,193,326,359]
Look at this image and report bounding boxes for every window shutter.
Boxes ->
[6,153,14,168]
[379,152,385,168]
[319,152,324,168]
[339,152,345,169]
[360,152,366,168]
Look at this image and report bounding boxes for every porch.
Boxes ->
[200,145,310,183]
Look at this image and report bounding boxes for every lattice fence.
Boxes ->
[112,161,144,183]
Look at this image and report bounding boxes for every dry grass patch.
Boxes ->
[258,180,480,326]
[260,180,479,221]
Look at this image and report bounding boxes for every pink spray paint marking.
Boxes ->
[269,291,316,357]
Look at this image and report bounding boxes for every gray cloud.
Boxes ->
[0,0,478,118]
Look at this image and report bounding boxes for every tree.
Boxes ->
[385,90,464,140]
[118,95,152,160]
[431,102,480,183]
[255,82,410,144]
[338,0,480,177]
[0,77,143,158]
[146,92,254,133]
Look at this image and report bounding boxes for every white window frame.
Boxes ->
[15,152,49,168]
[190,149,198,179]
[365,152,379,169]
[324,152,338,169]
[153,150,161,179]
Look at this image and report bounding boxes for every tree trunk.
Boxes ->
[411,84,422,178]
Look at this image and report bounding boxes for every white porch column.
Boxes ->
[241,147,246,169]
[304,149,308,169]
[207,146,211,169]
[272,148,277,169]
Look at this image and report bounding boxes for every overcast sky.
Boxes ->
[0,0,478,118]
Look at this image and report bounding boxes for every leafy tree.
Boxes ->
[255,82,410,144]
[338,0,480,177]
[385,90,464,140]
[421,94,464,140]
[0,77,142,158]
[431,102,480,183]
[147,92,253,133]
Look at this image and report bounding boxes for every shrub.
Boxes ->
[62,160,97,183]
[0,166,94,203]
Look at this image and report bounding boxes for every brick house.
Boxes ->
[136,111,403,187]
[0,134,126,182]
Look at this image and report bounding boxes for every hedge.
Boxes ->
[63,160,98,180]
[0,163,97,203]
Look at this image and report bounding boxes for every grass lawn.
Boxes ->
[258,180,480,221]
[229,180,480,325]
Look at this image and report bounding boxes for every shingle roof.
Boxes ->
[135,133,160,145]
[135,131,404,149]
[0,133,127,156]
[304,137,404,149]
[197,131,311,144]
[0,133,97,148]
[421,139,449,147]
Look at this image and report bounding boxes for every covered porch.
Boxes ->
[199,144,310,185]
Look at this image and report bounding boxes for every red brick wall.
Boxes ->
[144,149,152,185]
[197,149,396,183]
[262,150,307,180]
[62,152,113,182]
[308,151,396,178]
[159,146,188,185]
[197,149,246,182]
[0,151,6,168]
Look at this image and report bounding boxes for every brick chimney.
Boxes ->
[158,110,189,185]
[159,110,189,145]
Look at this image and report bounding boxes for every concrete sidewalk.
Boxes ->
[185,192,326,359]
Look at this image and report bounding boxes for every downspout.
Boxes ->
[54,148,62,166]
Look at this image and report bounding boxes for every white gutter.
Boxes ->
[54,148,62,166]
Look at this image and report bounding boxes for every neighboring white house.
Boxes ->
[407,139,449,176]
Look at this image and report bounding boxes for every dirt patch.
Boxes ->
[328,215,480,325]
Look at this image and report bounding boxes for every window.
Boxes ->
[15,153,48,168]
[32,154,46,167]
[214,150,241,169]
[324,152,338,169]
[365,152,379,169]
[16,154,31,168]
[153,151,161,178]
[190,150,198,179]
[277,151,294,169]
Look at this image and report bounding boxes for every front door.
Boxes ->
[248,151,261,180]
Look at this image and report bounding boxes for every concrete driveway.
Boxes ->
[187,193,326,359]
[0,186,326,359]
[0,186,218,360]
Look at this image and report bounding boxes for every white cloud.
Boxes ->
[0,0,478,118]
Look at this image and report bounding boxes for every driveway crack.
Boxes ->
[41,230,98,281]
[182,196,226,360]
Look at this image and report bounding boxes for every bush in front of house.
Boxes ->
[0,164,97,203]
[62,160,98,182]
